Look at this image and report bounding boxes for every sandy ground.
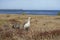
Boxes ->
[0,14,60,40]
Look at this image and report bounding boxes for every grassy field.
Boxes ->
[0,14,60,40]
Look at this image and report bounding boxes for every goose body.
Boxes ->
[12,22,20,29]
[24,17,31,30]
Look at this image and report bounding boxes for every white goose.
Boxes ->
[24,17,31,31]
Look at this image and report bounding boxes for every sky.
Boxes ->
[0,0,60,10]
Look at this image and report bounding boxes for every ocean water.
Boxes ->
[0,10,60,15]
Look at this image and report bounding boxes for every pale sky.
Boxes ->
[0,0,60,10]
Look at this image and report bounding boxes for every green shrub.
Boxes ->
[22,12,26,15]
[57,12,60,15]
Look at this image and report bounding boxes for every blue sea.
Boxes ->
[0,9,60,15]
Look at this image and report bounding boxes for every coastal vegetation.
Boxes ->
[0,14,60,40]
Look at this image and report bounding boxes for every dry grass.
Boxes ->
[0,14,60,40]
